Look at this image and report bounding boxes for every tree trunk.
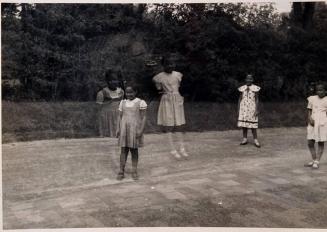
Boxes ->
[303,2,315,31]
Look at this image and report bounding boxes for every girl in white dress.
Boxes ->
[153,57,188,160]
[305,83,327,169]
[237,74,261,148]
[116,86,147,180]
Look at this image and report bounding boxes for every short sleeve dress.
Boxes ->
[153,71,186,126]
[118,98,147,148]
[307,95,327,141]
[96,87,124,137]
[237,84,260,129]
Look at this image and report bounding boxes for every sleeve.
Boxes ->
[307,96,313,109]
[175,72,183,82]
[251,85,261,92]
[152,73,161,83]
[153,73,162,90]
[96,91,104,104]
[238,85,246,92]
[139,100,147,110]
[118,100,123,111]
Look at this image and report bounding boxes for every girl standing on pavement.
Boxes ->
[96,69,124,137]
[237,74,261,148]
[305,82,327,169]
[152,57,189,160]
[116,85,147,180]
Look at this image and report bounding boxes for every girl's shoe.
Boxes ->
[304,161,314,167]
[180,148,189,158]
[116,172,124,180]
[240,138,248,145]
[132,172,139,180]
[254,139,261,148]
[312,160,319,169]
[170,150,182,160]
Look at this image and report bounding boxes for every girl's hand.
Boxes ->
[309,117,315,126]
[116,130,120,138]
[254,111,259,117]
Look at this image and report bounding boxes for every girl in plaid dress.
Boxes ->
[116,86,147,180]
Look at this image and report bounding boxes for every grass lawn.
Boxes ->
[2,101,307,143]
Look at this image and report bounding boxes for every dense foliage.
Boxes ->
[2,3,327,102]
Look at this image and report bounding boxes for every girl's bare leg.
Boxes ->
[176,131,188,157]
[251,128,260,147]
[240,128,248,144]
[242,128,248,139]
[305,140,317,167]
[130,148,139,180]
[251,128,258,140]
[119,147,129,174]
[167,132,176,151]
[317,142,324,161]
[308,140,317,161]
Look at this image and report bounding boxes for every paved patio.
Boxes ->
[2,127,327,229]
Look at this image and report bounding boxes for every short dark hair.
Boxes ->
[161,55,174,66]
[125,84,138,94]
[316,81,326,90]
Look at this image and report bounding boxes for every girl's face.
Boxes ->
[245,75,254,86]
[316,85,326,98]
[164,62,175,73]
[125,87,136,100]
[107,73,119,89]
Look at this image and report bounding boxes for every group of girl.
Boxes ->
[96,58,327,180]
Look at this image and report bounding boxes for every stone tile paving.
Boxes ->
[2,127,327,228]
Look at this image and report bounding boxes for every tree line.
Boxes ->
[1,3,327,102]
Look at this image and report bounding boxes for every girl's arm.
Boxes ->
[116,111,123,138]
[255,92,259,116]
[153,75,162,91]
[154,82,162,91]
[237,93,242,115]
[308,109,314,126]
[96,90,104,105]
[137,109,147,137]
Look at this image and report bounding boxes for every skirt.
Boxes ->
[157,93,186,127]
[307,114,327,141]
[99,102,120,137]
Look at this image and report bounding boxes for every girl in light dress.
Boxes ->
[116,86,147,180]
[305,82,327,169]
[152,57,189,160]
[237,74,261,148]
[96,69,124,137]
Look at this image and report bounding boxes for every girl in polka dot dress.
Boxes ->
[237,74,261,148]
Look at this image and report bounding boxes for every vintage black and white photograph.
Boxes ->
[1,1,327,229]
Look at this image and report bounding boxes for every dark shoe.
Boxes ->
[116,172,124,180]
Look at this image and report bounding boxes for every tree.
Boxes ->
[290,2,316,30]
